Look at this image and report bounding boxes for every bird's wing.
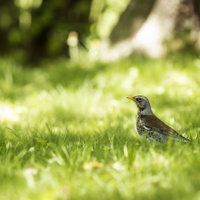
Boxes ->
[141,115,190,142]
[141,115,175,134]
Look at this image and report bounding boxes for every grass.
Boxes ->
[0,53,200,200]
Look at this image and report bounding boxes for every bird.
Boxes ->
[127,95,190,143]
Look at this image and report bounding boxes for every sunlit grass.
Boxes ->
[0,54,200,200]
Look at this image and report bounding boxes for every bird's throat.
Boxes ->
[139,108,153,115]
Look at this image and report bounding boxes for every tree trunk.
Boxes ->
[191,0,200,49]
[100,0,199,61]
[109,0,156,44]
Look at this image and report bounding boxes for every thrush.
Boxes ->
[127,95,190,143]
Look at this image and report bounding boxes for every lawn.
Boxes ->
[0,53,200,200]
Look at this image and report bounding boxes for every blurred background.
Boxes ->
[1,0,200,65]
[1,2,200,199]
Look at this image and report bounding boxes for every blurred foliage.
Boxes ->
[0,0,92,64]
[0,0,131,65]
[90,0,130,38]
[0,0,199,65]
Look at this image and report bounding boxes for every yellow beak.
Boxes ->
[126,96,135,101]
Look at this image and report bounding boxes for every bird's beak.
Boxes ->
[126,96,135,101]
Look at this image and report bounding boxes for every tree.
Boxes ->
[99,0,200,61]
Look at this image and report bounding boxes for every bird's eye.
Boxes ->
[137,98,142,102]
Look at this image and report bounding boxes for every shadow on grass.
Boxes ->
[0,58,112,102]
[1,51,199,101]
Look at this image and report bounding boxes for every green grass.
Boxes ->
[0,53,200,200]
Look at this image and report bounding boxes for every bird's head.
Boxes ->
[126,95,153,115]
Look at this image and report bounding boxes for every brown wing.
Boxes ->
[141,115,176,135]
[141,114,190,142]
